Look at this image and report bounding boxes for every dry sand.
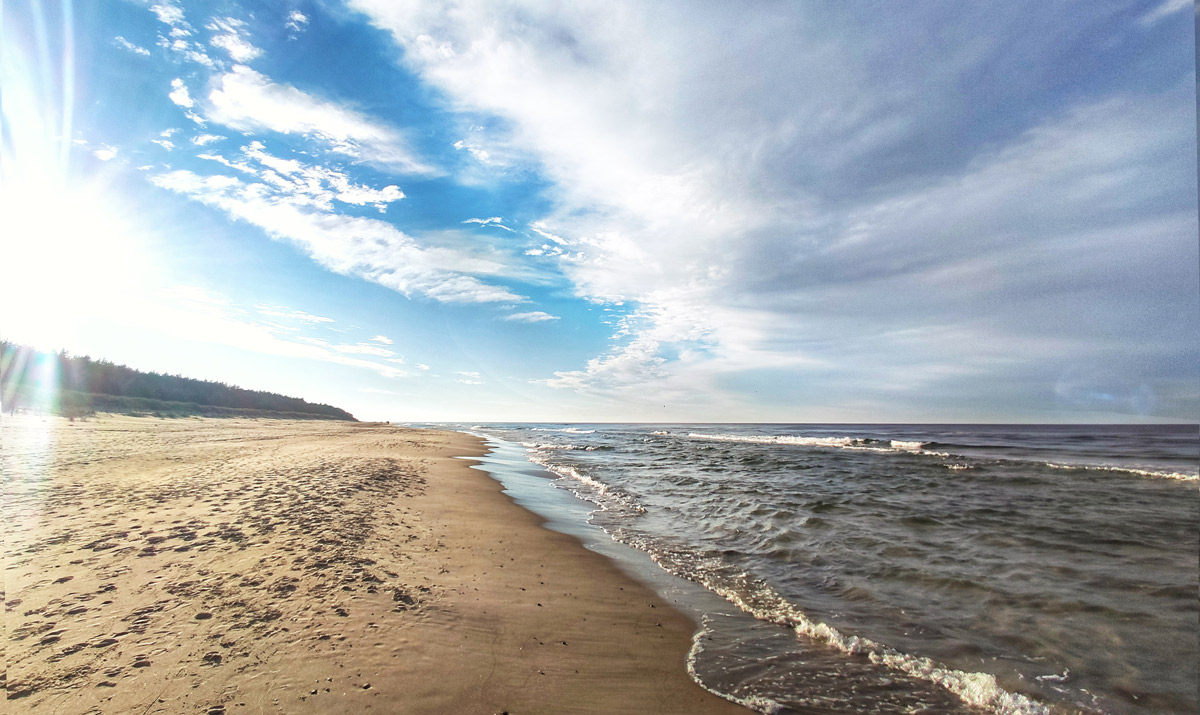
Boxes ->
[3,415,748,714]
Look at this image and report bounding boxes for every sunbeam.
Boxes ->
[1,0,158,352]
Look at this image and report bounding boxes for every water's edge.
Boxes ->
[458,434,770,711]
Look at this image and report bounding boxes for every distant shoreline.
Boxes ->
[1,341,356,421]
[5,394,358,421]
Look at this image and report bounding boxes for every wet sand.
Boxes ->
[3,415,747,714]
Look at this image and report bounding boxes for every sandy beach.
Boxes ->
[4,415,747,714]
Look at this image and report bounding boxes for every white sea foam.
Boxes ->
[687,432,933,456]
[1045,462,1198,482]
[748,590,1047,714]
[688,433,862,448]
[525,451,645,515]
[520,442,601,451]
[1034,669,1070,684]
[530,427,596,434]
[687,434,1195,484]
[630,538,1052,715]
[687,617,786,714]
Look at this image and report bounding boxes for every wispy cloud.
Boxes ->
[1139,0,1192,25]
[205,65,435,174]
[503,311,559,323]
[455,370,483,384]
[151,168,527,304]
[149,3,185,26]
[286,11,310,34]
[256,305,335,323]
[150,3,215,68]
[453,139,494,165]
[114,36,151,56]
[157,288,409,379]
[330,341,396,357]
[352,0,1198,419]
[371,335,394,344]
[207,17,262,63]
[464,216,514,231]
[194,141,406,212]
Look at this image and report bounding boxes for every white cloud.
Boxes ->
[372,335,394,344]
[148,2,215,66]
[453,138,494,164]
[93,146,118,161]
[151,168,527,304]
[168,78,194,108]
[156,35,214,69]
[197,151,255,173]
[205,66,434,174]
[255,305,335,323]
[208,17,263,62]
[151,138,175,151]
[351,0,1197,419]
[1139,0,1191,25]
[196,142,406,214]
[157,287,409,379]
[244,141,303,174]
[114,36,151,56]
[502,311,559,323]
[246,141,405,210]
[286,11,310,33]
[191,133,225,146]
[528,221,569,244]
[331,342,395,357]
[464,216,514,231]
[150,3,185,26]
[181,45,215,67]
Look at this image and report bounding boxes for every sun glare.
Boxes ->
[1,1,158,352]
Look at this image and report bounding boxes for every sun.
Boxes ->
[0,181,155,347]
[0,2,158,353]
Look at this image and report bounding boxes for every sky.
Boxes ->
[1,0,1196,423]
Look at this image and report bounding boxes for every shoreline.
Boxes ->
[4,415,747,713]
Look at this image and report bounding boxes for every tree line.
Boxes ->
[0,340,356,420]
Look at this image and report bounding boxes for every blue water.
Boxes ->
[437,423,1198,714]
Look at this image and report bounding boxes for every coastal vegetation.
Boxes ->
[0,340,356,420]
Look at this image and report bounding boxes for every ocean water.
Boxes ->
[445,423,1198,715]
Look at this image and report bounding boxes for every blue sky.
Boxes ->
[1,0,1196,422]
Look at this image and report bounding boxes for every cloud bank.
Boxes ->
[351,0,1198,420]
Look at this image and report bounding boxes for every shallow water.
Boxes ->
[446,423,1198,714]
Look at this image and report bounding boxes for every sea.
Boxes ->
[427,423,1198,715]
